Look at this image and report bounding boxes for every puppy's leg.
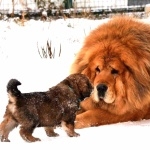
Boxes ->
[44,127,59,137]
[0,117,18,142]
[19,126,41,142]
[61,121,80,137]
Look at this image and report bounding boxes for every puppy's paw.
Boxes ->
[21,134,41,142]
[68,132,80,137]
[26,137,41,142]
[46,132,59,137]
[0,135,10,142]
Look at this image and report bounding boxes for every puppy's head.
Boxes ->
[65,73,93,100]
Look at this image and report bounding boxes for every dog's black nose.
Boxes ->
[96,84,108,98]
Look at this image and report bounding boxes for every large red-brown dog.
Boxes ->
[70,16,150,129]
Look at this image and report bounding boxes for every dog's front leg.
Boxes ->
[19,126,41,142]
[61,121,80,137]
[0,117,18,142]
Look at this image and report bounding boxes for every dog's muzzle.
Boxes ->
[96,84,108,99]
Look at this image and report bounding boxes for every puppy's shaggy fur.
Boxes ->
[0,73,93,142]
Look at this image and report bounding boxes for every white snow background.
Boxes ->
[0,17,150,149]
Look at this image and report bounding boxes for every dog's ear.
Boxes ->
[82,67,95,84]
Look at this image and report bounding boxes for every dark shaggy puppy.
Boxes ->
[0,73,93,142]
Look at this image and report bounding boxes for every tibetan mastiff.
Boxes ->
[0,73,93,142]
[70,16,150,129]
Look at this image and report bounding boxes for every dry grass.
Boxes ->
[37,40,61,59]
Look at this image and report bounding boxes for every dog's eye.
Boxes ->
[95,66,100,74]
[111,69,118,74]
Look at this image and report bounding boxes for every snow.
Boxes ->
[0,16,150,149]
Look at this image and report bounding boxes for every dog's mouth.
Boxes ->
[98,95,115,104]
[93,84,115,104]
[99,97,104,101]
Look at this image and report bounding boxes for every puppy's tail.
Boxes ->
[7,79,21,97]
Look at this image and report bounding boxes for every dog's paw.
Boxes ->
[74,118,86,129]
[75,114,91,129]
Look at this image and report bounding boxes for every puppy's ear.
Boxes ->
[62,78,73,88]
[63,77,81,97]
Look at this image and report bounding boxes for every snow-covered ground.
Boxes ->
[1,17,150,149]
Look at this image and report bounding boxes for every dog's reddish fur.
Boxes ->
[0,73,92,142]
[70,16,150,129]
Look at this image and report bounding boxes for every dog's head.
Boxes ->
[84,56,126,104]
[64,73,93,100]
